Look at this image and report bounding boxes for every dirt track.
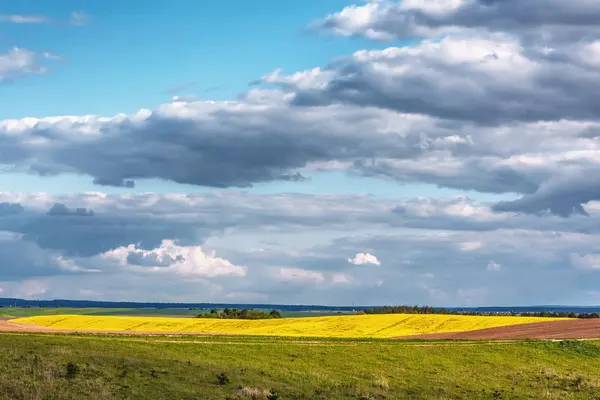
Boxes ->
[398,319,600,339]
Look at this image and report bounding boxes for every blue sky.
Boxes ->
[1,0,382,119]
[0,0,515,200]
[2,0,394,197]
[0,0,598,305]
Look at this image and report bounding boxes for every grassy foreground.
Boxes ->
[15,313,566,338]
[1,334,600,399]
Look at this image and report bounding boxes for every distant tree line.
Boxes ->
[361,305,600,319]
[361,305,451,315]
[196,308,282,320]
[518,311,599,319]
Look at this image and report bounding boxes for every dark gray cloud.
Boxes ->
[492,171,600,217]
[47,203,94,217]
[127,251,183,267]
[3,190,600,269]
[280,38,600,126]
[0,203,24,216]
[4,96,600,214]
[92,177,135,188]
[301,1,600,127]
[0,102,436,188]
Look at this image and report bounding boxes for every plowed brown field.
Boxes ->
[397,318,600,339]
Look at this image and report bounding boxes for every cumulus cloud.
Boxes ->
[14,279,48,298]
[283,35,600,126]
[276,267,325,284]
[487,260,501,271]
[0,48,58,83]
[4,191,600,268]
[12,25,592,213]
[348,252,381,266]
[1,191,600,304]
[0,230,99,280]
[332,273,354,285]
[570,253,600,271]
[3,82,600,214]
[459,241,482,252]
[98,240,247,278]
[314,0,600,45]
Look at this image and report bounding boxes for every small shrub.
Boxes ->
[267,388,280,400]
[373,376,389,390]
[118,364,129,378]
[65,362,79,379]
[492,389,504,399]
[217,372,230,385]
[571,374,585,390]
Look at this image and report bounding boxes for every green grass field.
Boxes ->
[1,333,600,399]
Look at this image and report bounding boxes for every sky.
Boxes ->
[1,0,600,306]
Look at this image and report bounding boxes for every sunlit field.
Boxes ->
[2,334,600,399]
[15,313,566,338]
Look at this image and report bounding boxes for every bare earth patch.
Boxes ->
[396,319,600,339]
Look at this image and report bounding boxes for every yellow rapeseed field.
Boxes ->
[14,314,566,338]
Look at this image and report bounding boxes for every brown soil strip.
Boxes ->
[0,320,220,335]
[396,319,600,339]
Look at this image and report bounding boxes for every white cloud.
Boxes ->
[487,260,501,272]
[15,279,48,299]
[101,240,247,278]
[314,0,600,45]
[457,287,488,306]
[459,241,482,252]
[332,273,354,285]
[348,252,381,266]
[570,253,600,271]
[0,48,55,83]
[276,267,325,284]
[0,15,48,24]
[0,12,89,26]
[69,12,89,26]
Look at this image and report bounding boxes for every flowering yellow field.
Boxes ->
[14,313,566,338]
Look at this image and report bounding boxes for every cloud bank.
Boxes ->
[2,0,600,305]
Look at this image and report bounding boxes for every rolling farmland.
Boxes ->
[3,313,600,398]
[13,313,566,338]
